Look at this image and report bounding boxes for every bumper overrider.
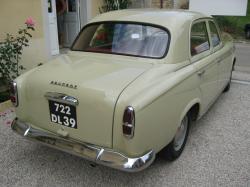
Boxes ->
[11,119,155,172]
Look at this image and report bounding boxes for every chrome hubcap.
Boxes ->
[174,116,188,151]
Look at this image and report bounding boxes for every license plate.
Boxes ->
[48,100,77,129]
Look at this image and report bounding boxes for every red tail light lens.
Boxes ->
[9,81,18,107]
[122,106,135,139]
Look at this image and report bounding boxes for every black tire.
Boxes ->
[223,67,233,93]
[223,80,231,93]
[160,114,190,161]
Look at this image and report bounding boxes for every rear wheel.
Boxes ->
[223,64,234,93]
[161,114,190,161]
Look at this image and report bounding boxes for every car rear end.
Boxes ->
[10,54,156,172]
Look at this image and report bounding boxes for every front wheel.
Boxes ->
[161,114,190,161]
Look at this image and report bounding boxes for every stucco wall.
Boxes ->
[174,0,189,9]
[91,0,104,18]
[0,0,48,73]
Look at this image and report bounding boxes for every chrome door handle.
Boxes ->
[197,70,206,76]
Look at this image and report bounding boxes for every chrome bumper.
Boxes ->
[11,119,155,172]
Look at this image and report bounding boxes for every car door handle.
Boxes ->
[216,58,222,64]
[197,70,206,76]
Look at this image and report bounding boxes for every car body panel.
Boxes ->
[15,52,152,148]
[12,10,235,171]
[113,62,202,156]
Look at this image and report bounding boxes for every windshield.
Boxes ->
[71,22,170,58]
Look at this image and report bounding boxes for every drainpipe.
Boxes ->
[160,0,163,8]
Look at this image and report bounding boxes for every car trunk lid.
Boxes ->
[19,52,152,148]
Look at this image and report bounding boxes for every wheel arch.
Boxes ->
[179,98,201,126]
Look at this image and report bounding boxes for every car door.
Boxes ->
[190,20,219,114]
[208,20,232,91]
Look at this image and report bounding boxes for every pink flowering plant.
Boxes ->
[0,17,35,83]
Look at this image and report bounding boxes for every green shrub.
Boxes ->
[0,18,35,102]
[0,18,35,83]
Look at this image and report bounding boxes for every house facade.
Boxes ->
[0,0,103,72]
[0,0,187,73]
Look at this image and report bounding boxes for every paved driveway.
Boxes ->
[0,83,249,187]
[235,43,250,73]
[235,43,250,68]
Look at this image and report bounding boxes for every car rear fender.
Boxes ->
[112,63,203,156]
[178,99,201,127]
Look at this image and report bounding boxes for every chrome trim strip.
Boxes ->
[11,119,155,172]
[44,92,79,106]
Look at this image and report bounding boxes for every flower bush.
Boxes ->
[0,17,35,83]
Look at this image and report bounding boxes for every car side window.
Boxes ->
[209,21,221,47]
[190,22,210,56]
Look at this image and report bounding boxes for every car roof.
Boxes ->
[90,9,211,29]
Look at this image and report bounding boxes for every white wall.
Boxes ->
[189,0,248,16]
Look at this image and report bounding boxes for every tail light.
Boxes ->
[122,106,135,139]
[9,81,18,107]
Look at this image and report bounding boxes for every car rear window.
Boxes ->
[71,22,170,58]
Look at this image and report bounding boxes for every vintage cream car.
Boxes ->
[11,10,235,172]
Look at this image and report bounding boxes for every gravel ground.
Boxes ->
[0,83,249,187]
